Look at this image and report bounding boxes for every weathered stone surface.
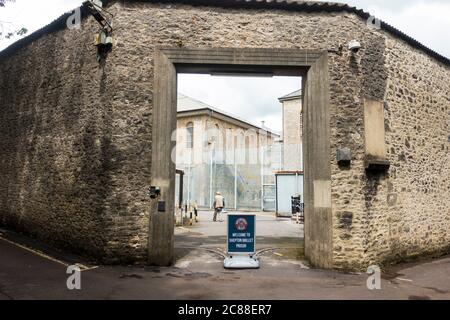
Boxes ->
[0,1,448,269]
[0,11,151,263]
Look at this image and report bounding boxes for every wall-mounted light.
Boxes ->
[91,0,103,8]
[86,0,114,63]
[94,29,113,62]
[348,40,362,54]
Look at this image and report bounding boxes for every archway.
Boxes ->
[149,48,332,268]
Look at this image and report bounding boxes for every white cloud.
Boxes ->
[178,74,301,132]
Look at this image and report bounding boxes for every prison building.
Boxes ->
[175,93,280,211]
[278,89,303,172]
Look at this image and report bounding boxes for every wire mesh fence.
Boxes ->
[175,144,283,212]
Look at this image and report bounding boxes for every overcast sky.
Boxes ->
[179,75,301,132]
[1,0,449,131]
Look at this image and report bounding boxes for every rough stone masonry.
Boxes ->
[0,0,448,270]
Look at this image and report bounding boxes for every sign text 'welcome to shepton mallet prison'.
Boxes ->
[227,214,255,255]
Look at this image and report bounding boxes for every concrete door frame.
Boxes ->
[149,47,332,268]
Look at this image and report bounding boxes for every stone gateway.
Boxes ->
[0,0,449,271]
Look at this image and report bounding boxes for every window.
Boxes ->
[186,122,194,148]
[214,124,220,143]
[245,135,250,164]
[214,124,223,163]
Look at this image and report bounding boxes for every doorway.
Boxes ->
[148,48,332,269]
[174,73,303,262]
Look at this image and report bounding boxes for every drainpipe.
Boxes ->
[280,142,283,171]
[209,142,214,210]
[187,150,192,208]
[260,144,264,211]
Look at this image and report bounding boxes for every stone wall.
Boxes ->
[366,37,450,266]
[0,6,151,263]
[0,0,448,268]
[329,23,449,270]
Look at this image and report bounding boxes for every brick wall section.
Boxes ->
[0,1,448,268]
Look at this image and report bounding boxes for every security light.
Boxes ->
[348,40,362,53]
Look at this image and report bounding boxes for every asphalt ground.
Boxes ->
[1,227,449,300]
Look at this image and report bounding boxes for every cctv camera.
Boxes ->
[348,40,361,53]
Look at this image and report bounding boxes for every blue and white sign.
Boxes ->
[227,214,255,255]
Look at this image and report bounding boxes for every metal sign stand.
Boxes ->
[224,255,260,269]
[224,213,260,269]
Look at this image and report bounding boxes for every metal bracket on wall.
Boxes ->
[85,0,113,34]
[85,1,115,63]
[365,158,391,172]
[148,186,161,199]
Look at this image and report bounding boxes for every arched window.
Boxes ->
[214,124,224,163]
[245,135,250,164]
[186,122,194,149]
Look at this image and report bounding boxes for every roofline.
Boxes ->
[0,0,449,66]
[178,92,281,135]
[278,89,302,102]
[279,95,302,103]
[177,108,280,136]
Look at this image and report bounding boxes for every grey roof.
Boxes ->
[278,89,302,102]
[0,0,449,66]
[177,93,279,135]
[177,93,215,112]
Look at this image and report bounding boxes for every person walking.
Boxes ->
[213,191,225,222]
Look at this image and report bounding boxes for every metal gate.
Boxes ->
[276,172,304,217]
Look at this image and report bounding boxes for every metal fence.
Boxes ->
[175,144,282,211]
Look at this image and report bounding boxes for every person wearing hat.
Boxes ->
[213,191,225,222]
